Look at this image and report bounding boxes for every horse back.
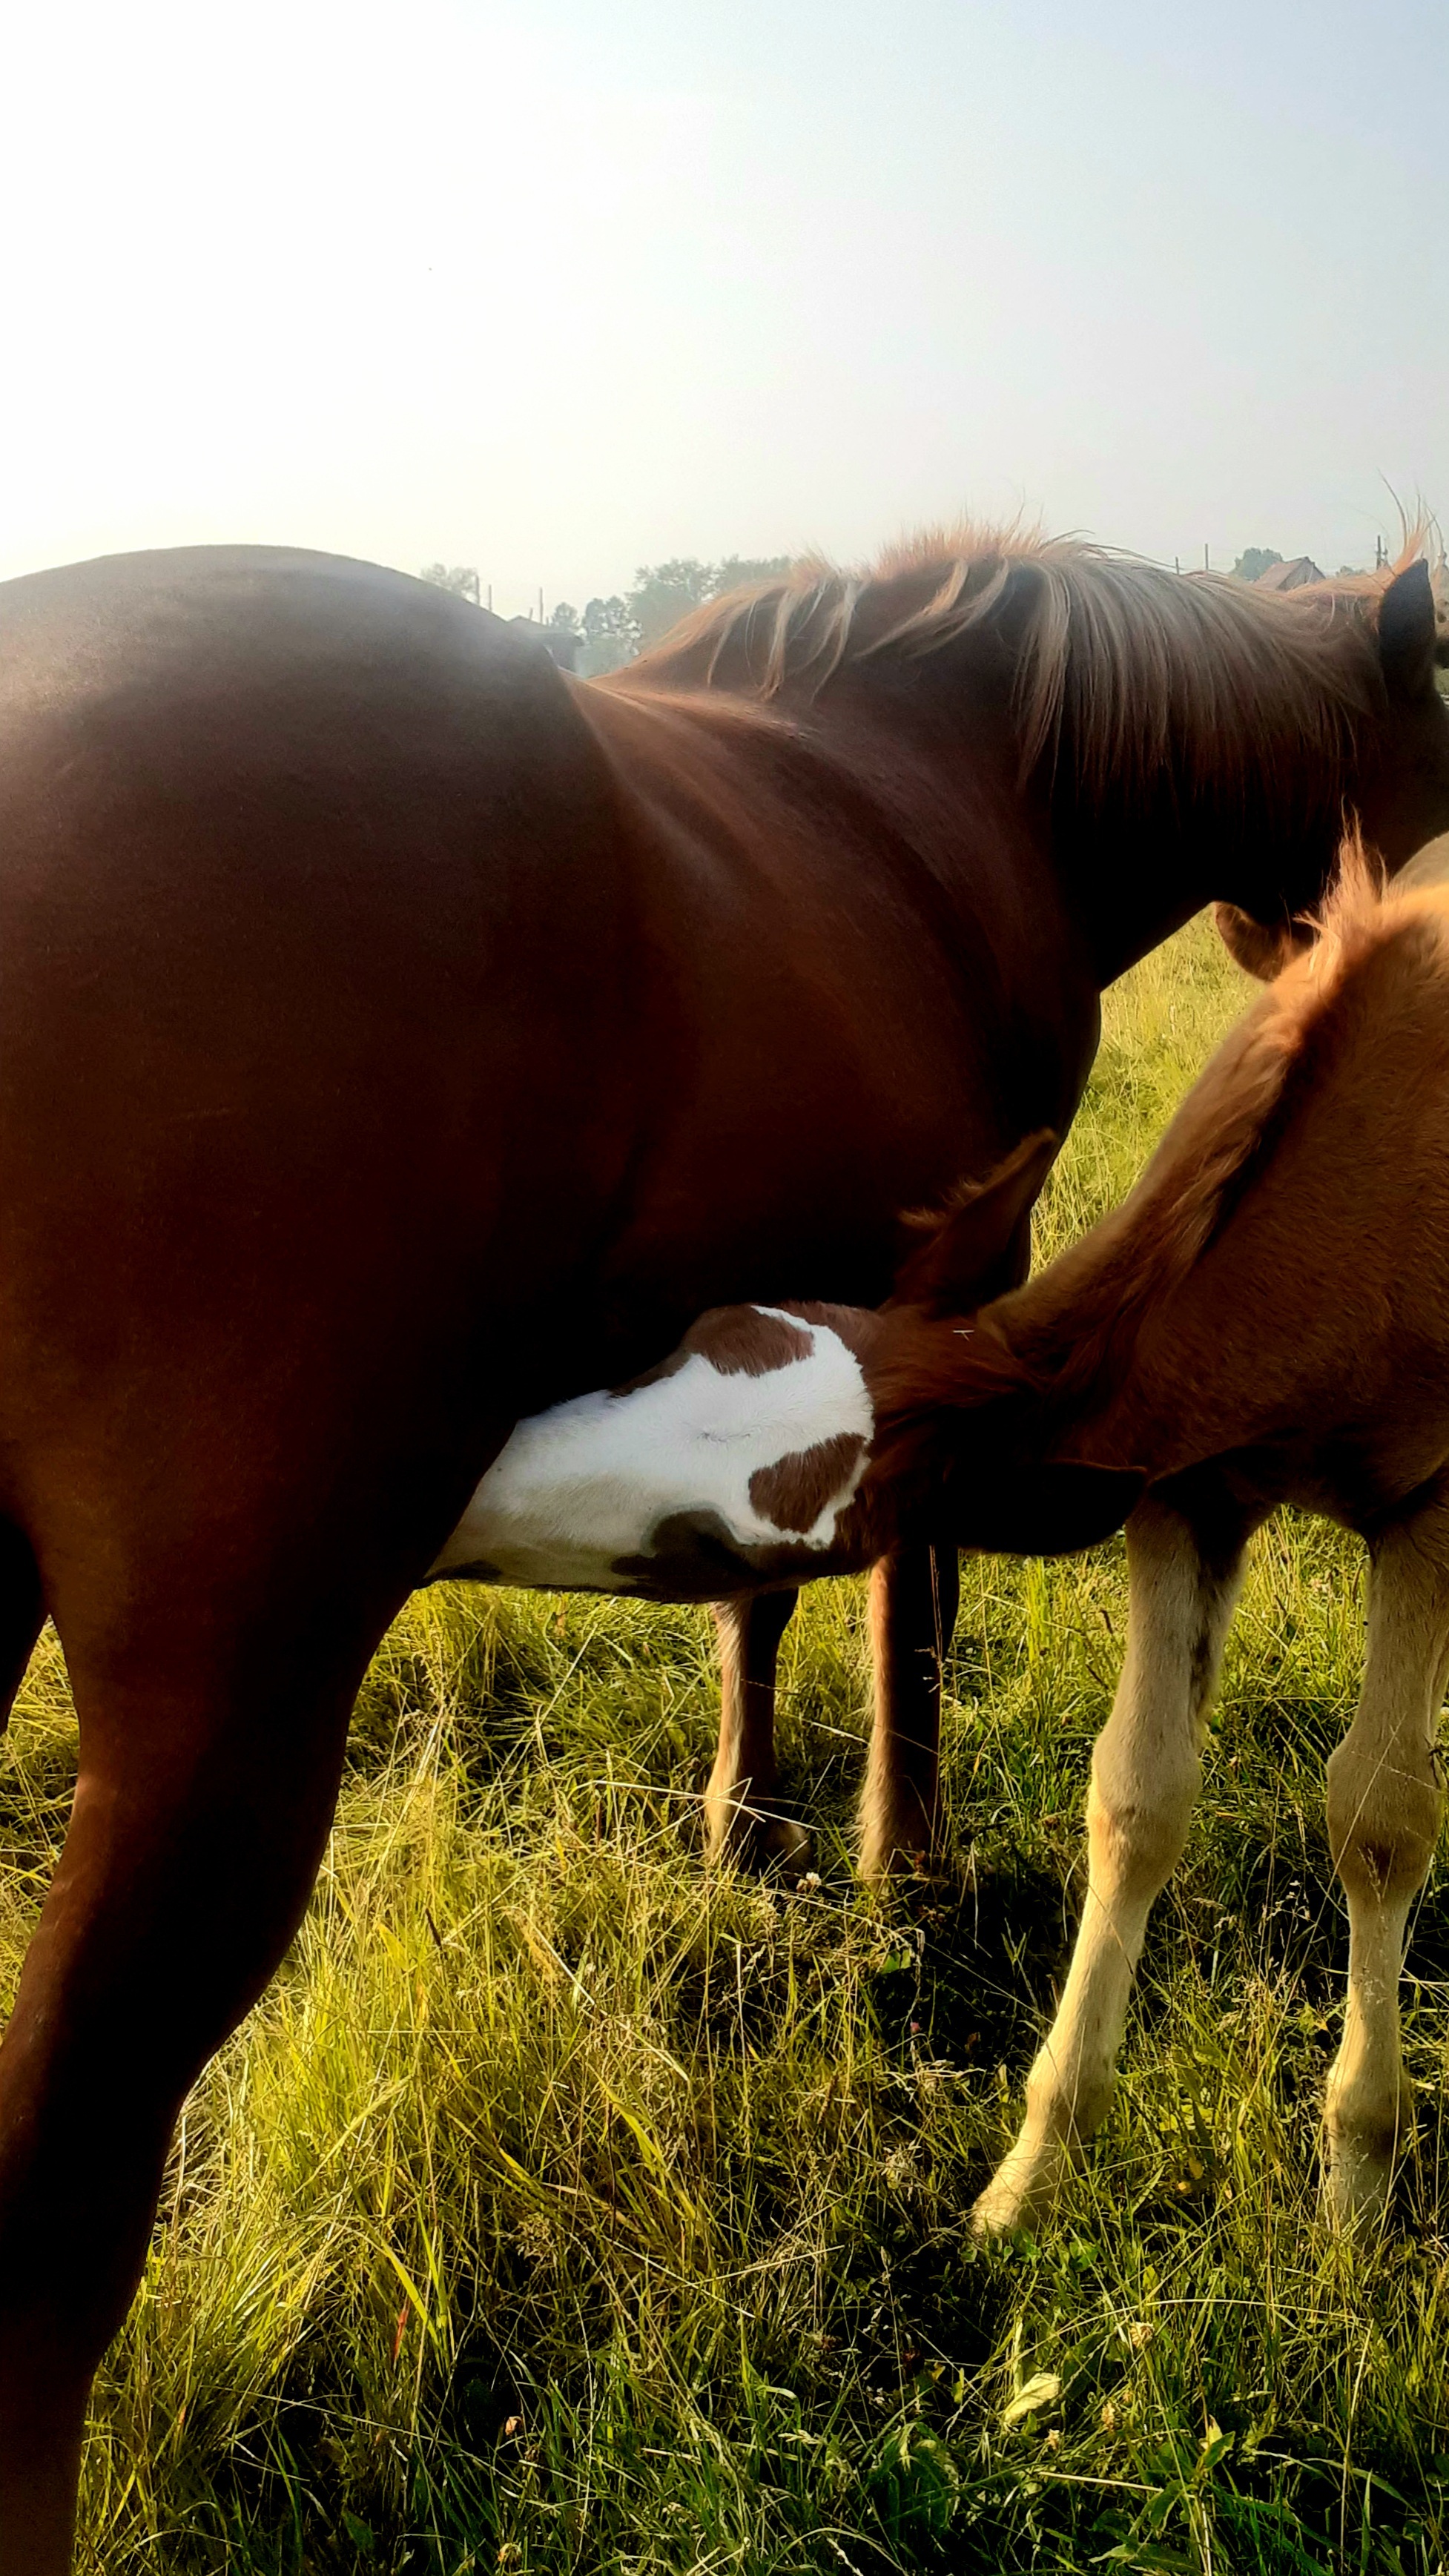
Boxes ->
[0,548,650,1591]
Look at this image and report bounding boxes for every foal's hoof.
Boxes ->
[706,1803,812,1875]
[971,2143,1068,2240]
[856,1837,939,1889]
[1323,2087,1412,2234]
[855,1799,939,1887]
[1323,2136,1398,2234]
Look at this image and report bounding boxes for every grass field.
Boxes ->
[10,912,1449,2574]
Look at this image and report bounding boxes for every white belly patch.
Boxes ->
[428,1304,874,1599]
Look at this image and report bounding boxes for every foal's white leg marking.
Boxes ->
[1323,1506,1449,2228]
[974,1499,1246,2236]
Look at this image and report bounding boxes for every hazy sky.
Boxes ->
[1,0,1442,615]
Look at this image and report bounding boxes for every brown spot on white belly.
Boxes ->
[748,1430,867,1535]
[436,1303,874,1596]
[607,1344,693,1398]
[607,1304,812,1398]
[682,1306,813,1375]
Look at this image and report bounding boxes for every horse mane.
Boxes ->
[867,833,1399,1490]
[621,519,1441,824]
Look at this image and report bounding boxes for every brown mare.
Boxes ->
[853,857,1449,2236]
[0,529,1445,2569]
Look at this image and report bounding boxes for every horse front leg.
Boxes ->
[0,1599,380,2574]
[857,1543,959,1881]
[704,1591,808,1868]
[974,1484,1257,2235]
[1323,1498,1449,2228]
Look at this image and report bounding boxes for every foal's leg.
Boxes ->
[974,1488,1254,2235]
[1322,1503,1449,2227]
[0,1596,386,2575]
[857,1543,959,1880]
[704,1591,807,1866]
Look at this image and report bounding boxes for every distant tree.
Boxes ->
[420,564,481,605]
[579,595,638,678]
[713,554,793,595]
[1230,547,1282,584]
[570,555,798,674]
[626,559,716,646]
[547,601,581,637]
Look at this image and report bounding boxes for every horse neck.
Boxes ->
[1049,773,1344,988]
[983,609,1365,985]
[1052,809,1215,985]
[829,647,1343,992]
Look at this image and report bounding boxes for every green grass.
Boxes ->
[10,913,1449,2573]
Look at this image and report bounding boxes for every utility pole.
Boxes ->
[1203,543,1210,572]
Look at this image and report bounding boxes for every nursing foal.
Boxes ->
[445,860,1449,2228]
[865,861,1449,2229]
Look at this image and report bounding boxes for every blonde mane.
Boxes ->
[624,520,1442,819]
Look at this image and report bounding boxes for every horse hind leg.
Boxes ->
[1322,1497,1449,2229]
[0,1583,378,2573]
[704,1591,808,1869]
[974,1482,1258,2236]
[857,1542,958,1881]
[0,1519,44,1732]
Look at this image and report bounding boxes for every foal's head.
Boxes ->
[852,1132,1145,1562]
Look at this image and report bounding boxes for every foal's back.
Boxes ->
[1066,880,1449,1519]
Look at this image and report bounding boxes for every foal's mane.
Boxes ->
[871,842,1413,1470]
[624,521,1439,819]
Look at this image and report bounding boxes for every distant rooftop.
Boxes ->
[1253,556,1325,592]
[507,615,579,672]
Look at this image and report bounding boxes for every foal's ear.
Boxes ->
[892,1129,1059,1313]
[957,1461,1145,1558]
[1378,561,1439,701]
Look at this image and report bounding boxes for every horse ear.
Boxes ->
[956,1460,1145,1557]
[891,1130,1059,1313]
[1378,561,1439,701]
[1211,900,1313,982]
